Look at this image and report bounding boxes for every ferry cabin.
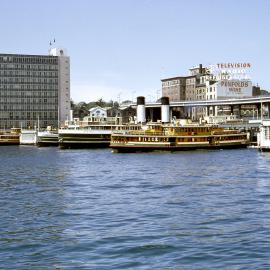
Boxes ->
[58,124,141,149]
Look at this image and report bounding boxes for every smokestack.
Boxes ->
[136,96,146,123]
[161,96,170,123]
[199,64,203,74]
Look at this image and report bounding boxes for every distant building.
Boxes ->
[79,105,136,126]
[161,64,258,119]
[0,48,70,129]
[89,106,107,121]
[161,77,186,102]
[161,64,254,102]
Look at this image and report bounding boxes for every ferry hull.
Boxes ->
[37,141,59,147]
[0,141,19,146]
[58,133,111,149]
[111,142,248,153]
[59,141,110,149]
[259,147,270,152]
[37,131,58,147]
[110,140,249,152]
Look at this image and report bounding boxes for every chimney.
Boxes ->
[136,96,146,123]
[161,96,170,123]
[199,64,203,74]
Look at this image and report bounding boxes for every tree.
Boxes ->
[95,98,105,107]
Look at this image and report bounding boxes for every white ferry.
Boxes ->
[58,124,141,149]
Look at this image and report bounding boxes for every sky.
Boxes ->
[0,0,269,103]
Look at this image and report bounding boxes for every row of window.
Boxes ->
[0,105,58,110]
[0,56,57,64]
[162,80,183,86]
[0,64,58,71]
[0,98,58,103]
[0,92,58,97]
[0,120,58,129]
[0,85,58,90]
[0,71,58,77]
[0,78,58,84]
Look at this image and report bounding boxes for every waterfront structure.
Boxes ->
[0,48,70,129]
[20,130,37,145]
[257,120,270,151]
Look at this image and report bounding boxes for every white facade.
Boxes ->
[49,48,70,125]
[89,107,107,119]
[206,80,252,100]
[258,120,270,150]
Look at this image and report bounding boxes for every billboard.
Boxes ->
[207,62,253,98]
[217,80,252,98]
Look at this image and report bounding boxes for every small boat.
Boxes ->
[36,130,58,147]
[0,128,21,145]
[257,120,270,151]
[110,123,249,152]
[58,124,141,149]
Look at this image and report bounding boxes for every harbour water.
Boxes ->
[1,146,270,269]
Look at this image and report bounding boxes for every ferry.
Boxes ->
[58,124,141,149]
[110,123,249,152]
[36,130,58,147]
[257,120,270,151]
[0,128,21,145]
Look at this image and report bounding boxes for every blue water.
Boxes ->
[1,146,270,269]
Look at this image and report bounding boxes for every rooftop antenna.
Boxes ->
[48,37,56,53]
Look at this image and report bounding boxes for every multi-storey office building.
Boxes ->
[0,48,70,129]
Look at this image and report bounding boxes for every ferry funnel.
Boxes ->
[161,96,170,123]
[136,96,146,123]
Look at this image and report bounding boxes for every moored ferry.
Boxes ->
[0,128,21,145]
[58,124,141,149]
[110,123,249,152]
[36,130,58,147]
